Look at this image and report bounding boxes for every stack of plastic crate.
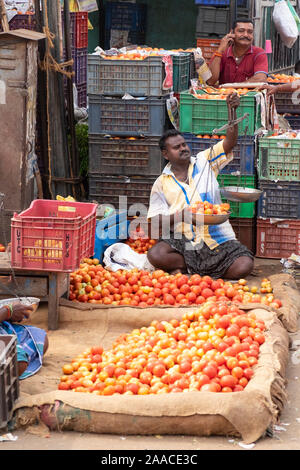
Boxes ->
[87,49,172,211]
[256,134,300,258]
[62,11,89,108]
[195,0,250,63]
[104,2,147,49]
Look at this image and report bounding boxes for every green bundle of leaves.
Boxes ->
[75,123,89,177]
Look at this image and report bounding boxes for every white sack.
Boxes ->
[273,0,299,48]
[103,243,155,272]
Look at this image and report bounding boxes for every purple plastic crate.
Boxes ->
[0,13,37,31]
[63,47,87,85]
[77,83,87,108]
[195,0,247,5]
[74,48,87,85]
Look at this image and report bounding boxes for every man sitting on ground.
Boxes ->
[146,94,254,280]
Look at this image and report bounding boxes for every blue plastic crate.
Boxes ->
[183,133,256,175]
[105,2,147,32]
[257,181,300,219]
[195,0,248,6]
[94,212,129,261]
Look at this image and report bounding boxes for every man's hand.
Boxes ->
[226,92,240,111]
[180,207,205,227]
[174,207,204,226]
[223,93,239,154]
[218,31,235,54]
[257,84,276,96]
[9,303,33,323]
[174,207,194,226]
[265,86,277,96]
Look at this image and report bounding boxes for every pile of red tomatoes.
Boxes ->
[69,260,282,309]
[58,301,265,395]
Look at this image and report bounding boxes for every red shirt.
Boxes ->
[218,45,268,84]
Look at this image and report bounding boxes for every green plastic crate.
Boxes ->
[172,53,191,93]
[258,136,300,181]
[179,90,260,136]
[217,175,256,218]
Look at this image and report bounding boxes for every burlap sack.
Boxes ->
[268,274,300,333]
[12,303,289,444]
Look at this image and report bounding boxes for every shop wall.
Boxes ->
[88,0,102,53]
[136,0,198,49]
[87,0,198,52]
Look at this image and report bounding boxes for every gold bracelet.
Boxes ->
[213,51,223,58]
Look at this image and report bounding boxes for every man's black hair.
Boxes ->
[295,60,300,73]
[159,129,183,151]
[232,18,254,30]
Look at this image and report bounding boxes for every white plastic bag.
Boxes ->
[273,0,299,48]
[103,243,155,272]
[166,92,179,130]
[193,47,212,84]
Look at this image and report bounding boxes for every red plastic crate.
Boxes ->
[70,11,89,49]
[74,12,88,48]
[256,218,300,259]
[11,200,97,272]
[62,11,88,49]
[230,218,256,253]
[196,38,221,62]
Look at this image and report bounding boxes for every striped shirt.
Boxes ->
[147,140,236,249]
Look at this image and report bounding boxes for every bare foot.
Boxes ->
[169,269,186,275]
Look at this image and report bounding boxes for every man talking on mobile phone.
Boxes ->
[207,18,268,86]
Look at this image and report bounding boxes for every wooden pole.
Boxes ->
[34,0,49,197]
[0,0,9,32]
[229,0,237,31]
[63,0,81,200]
[42,0,73,198]
[57,0,63,60]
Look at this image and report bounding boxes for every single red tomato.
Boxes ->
[200,382,219,392]
[220,375,236,389]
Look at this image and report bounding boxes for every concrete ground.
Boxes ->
[1,258,300,451]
